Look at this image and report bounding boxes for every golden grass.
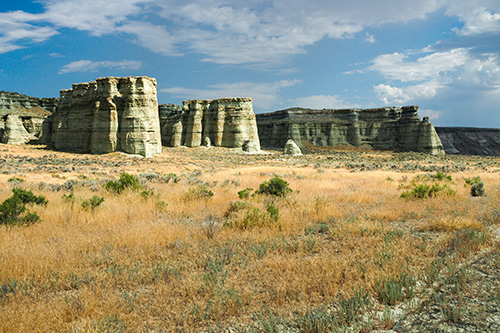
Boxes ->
[0,145,499,331]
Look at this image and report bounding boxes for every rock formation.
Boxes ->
[242,139,259,153]
[0,91,56,144]
[53,77,162,157]
[436,127,500,155]
[1,115,35,145]
[159,97,260,150]
[256,106,445,156]
[283,139,302,156]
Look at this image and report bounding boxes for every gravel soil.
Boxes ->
[393,234,500,332]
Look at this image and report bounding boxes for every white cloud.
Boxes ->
[1,0,500,67]
[418,109,441,120]
[118,21,181,57]
[0,11,59,53]
[58,60,142,74]
[161,80,300,110]
[40,0,148,36]
[374,80,443,104]
[369,49,469,82]
[365,33,376,44]
[370,46,500,105]
[446,3,500,36]
[0,0,454,64]
[290,95,361,109]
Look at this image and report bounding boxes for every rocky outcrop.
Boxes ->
[436,127,500,156]
[53,77,162,157]
[0,115,35,145]
[159,97,260,150]
[256,106,445,156]
[284,139,302,156]
[0,91,56,143]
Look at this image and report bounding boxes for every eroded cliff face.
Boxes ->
[159,97,260,150]
[0,91,56,144]
[436,127,500,155]
[256,106,445,156]
[53,77,162,157]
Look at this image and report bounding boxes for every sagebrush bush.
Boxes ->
[256,176,292,197]
[400,173,455,199]
[237,188,253,199]
[470,180,486,197]
[81,196,105,210]
[183,186,214,201]
[0,188,48,226]
[105,173,142,194]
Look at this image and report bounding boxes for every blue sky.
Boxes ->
[1,0,500,127]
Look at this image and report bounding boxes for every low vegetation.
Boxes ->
[0,145,499,331]
[0,188,47,225]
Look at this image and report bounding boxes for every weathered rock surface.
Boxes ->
[1,115,36,145]
[283,139,302,156]
[256,106,445,156]
[53,77,162,157]
[159,97,260,150]
[159,104,184,147]
[242,139,259,153]
[0,91,56,143]
[436,127,500,156]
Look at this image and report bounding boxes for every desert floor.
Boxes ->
[0,143,499,332]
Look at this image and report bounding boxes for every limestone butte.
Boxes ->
[53,77,162,157]
[256,106,445,156]
[159,97,261,151]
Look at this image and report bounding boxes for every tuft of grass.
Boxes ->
[447,228,489,258]
[374,273,416,306]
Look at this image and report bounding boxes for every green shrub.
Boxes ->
[162,173,181,184]
[0,188,48,226]
[256,176,293,197]
[464,176,481,185]
[105,173,142,194]
[223,200,253,219]
[471,181,486,197]
[7,177,24,183]
[62,192,76,203]
[266,203,279,222]
[434,172,452,181]
[183,186,214,201]
[81,196,105,210]
[400,173,455,199]
[237,188,253,199]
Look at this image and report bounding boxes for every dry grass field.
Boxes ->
[0,144,499,332]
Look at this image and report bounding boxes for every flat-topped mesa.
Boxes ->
[256,105,445,156]
[159,97,260,151]
[53,76,162,157]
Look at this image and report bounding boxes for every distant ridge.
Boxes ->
[435,127,500,156]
